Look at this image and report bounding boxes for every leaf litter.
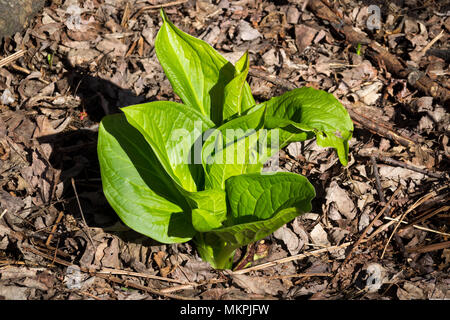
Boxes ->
[0,0,449,300]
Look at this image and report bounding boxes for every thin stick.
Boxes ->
[71,178,95,249]
[120,2,130,27]
[159,279,226,294]
[45,211,64,247]
[249,68,298,90]
[0,209,7,220]
[421,30,445,54]
[0,50,27,68]
[360,150,446,179]
[365,210,396,241]
[348,108,418,147]
[10,63,31,75]
[341,187,402,266]
[159,272,332,293]
[383,216,450,237]
[125,39,138,57]
[22,244,192,300]
[371,156,385,204]
[380,189,440,259]
[232,241,358,275]
[400,206,449,230]
[263,272,332,280]
[132,0,188,18]
[97,267,189,284]
[406,240,450,254]
[79,291,104,300]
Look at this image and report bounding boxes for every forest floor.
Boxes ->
[0,0,449,300]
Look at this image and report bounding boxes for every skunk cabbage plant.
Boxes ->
[97,10,353,269]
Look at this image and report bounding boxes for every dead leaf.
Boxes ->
[101,237,121,269]
[96,38,128,57]
[325,181,356,220]
[355,81,383,105]
[378,165,425,182]
[0,285,31,300]
[295,24,318,53]
[329,227,349,244]
[171,260,215,283]
[232,274,286,296]
[152,251,167,269]
[262,48,279,67]
[397,282,425,300]
[273,225,304,255]
[33,115,72,138]
[67,48,100,66]
[364,263,386,293]
[310,223,331,246]
[287,7,300,24]
[238,20,261,41]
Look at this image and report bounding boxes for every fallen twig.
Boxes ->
[421,30,445,55]
[45,211,64,247]
[307,0,450,102]
[232,241,359,275]
[159,279,226,294]
[380,189,442,258]
[406,240,450,254]
[132,0,188,18]
[383,216,450,237]
[248,67,299,91]
[347,106,419,148]
[22,244,192,300]
[97,267,189,285]
[263,272,332,280]
[340,187,402,267]
[0,50,27,68]
[359,150,446,179]
[371,156,386,203]
[399,205,450,231]
[71,178,95,250]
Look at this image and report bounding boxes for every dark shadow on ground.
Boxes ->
[36,59,160,246]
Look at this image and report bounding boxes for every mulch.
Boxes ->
[0,0,448,300]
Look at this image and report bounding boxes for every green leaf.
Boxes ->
[98,114,195,243]
[197,172,315,269]
[262,87,353,165]
[155,9,254,125]
[202,104,266,189]
[225,172,315,223]
[122,101,214,192]
[222,51,250,121]
[186,189,227,232]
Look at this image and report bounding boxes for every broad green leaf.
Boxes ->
[196,172,315,269]
[225,172,315,224]
[185,189,227,232]
[202,104,266,189]
[222,51,250,121]
[261,87,353,165]
[201,102,312,189]
[98,114,195,243]
[122,101,214,192]
[155,9,254,125]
